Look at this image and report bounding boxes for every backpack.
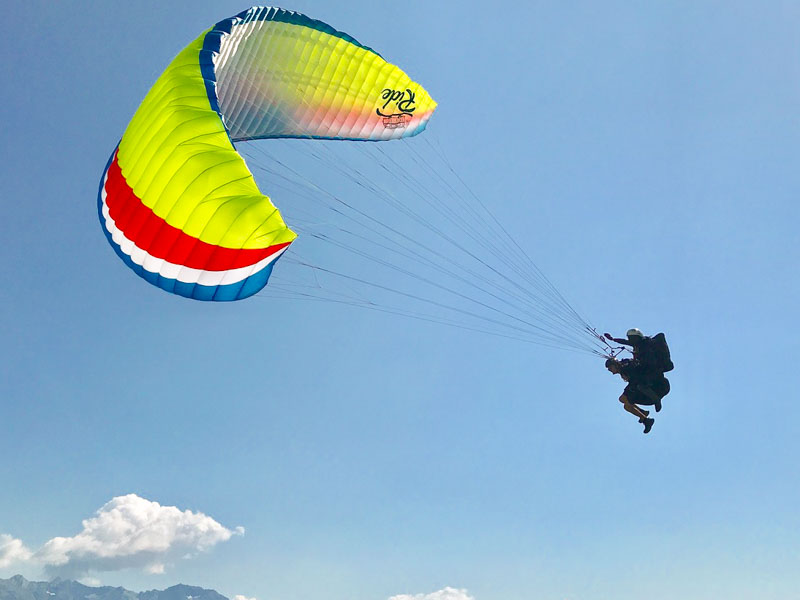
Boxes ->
[649,333,674,373]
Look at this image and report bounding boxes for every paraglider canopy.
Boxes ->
[99,6,436,301]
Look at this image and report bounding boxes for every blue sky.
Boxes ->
[2,2,799,599]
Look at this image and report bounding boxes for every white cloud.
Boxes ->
[234,595,257,600]
[34,494,243,577]
[0,534,33,568]
[145,563,165,575]
[389,589,475,600]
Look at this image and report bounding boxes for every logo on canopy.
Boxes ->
[377,88,416,128]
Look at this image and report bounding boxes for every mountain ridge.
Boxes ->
[0,576,229,600]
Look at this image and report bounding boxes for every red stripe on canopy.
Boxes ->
[104,151,290,271]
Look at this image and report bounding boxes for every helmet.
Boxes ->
[626,328,644,339]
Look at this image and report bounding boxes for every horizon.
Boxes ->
[1,574,216,592]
